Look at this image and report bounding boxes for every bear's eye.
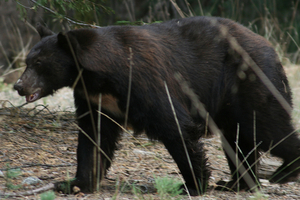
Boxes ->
[35,60,42,67]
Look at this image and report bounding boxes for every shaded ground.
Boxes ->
[1,105,300,199]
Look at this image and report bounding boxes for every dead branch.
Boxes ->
[0,183,54,197]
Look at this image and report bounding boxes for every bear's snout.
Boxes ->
[14,79,24,95]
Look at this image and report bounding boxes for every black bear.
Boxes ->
[14,16,300,195]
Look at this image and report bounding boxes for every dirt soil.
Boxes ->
[0,103,300,200]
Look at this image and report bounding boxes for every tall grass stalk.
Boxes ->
[96,93,102,191]
[124,47,133,129]
[164,81,200,195]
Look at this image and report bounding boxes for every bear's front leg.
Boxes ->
[55,131,99,194]
[55,96,121,193]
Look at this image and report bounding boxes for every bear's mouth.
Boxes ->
[26,89,41,103]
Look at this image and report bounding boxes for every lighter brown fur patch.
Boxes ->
[89,93,124,118]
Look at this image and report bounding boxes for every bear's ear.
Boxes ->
[57,29,99,71]
[36,23,54,39]
[57,31,80,54]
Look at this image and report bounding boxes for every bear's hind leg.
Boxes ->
[266,126,300,184]
[160,124,211,196]
[215,131,260,192]
[251,105,300,184]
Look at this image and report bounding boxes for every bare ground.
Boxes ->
[0,99,300,199]
[1,64,300,199]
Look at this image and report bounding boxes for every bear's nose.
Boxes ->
[14,79,23,92]
[14,83,23,92]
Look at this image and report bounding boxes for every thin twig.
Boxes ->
[1,163,75,171]
[27,0,101,28]
[0,183,54,197]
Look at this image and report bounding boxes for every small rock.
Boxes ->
[259,179,270,186]
[22,176,43,186]
[73,186,81,193]
[133,149,155,155]
[0,170,4,177]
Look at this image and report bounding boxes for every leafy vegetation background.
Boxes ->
[17,0,300,58]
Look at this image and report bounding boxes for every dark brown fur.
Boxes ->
[14,16,300,195]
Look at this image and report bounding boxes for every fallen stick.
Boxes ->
[0,183,54,197]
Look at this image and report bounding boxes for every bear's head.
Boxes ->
[14,24,78,103]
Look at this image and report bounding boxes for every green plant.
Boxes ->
[248,189,269,200]
[154,176,183,199]
[5,167,22,190]
[40,191,56,200]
